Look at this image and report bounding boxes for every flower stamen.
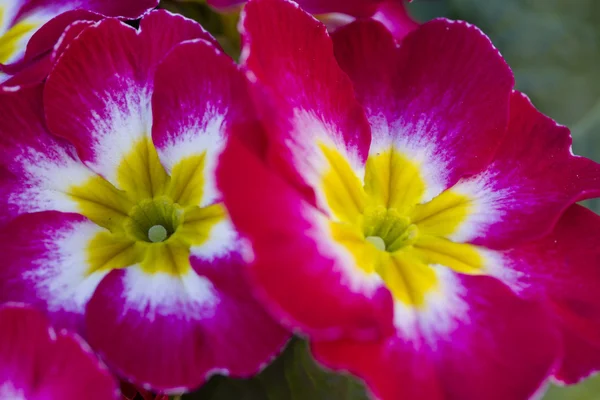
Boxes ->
[365,236,386,251]
[148,225,168,243]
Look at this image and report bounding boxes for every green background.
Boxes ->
[161,0,600,398]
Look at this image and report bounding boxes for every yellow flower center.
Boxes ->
[125,197,183,243]
[320,143,483,307]
[69,137,225,277]
[362,206,419,252]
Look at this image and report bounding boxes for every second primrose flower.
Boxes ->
[218,0,600,399]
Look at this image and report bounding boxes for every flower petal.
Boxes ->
[0,0,59,68]
[0,0,158,80]
[0,211,109,332]
[217,138,394,340]
[240,0,371,209]
[44,10,216,187]
[209,0,383,17]
[0,85,107,225]
[332,19,514,200]
[17,0,158,21]
[312,271,560,400]
[447,92,600,248]
[20,10,103,66]
[486,204,600,383]
[0,304,118,400]
[2,18,96,89]
[85,264,289,392]
[152,38,252,208]
[372,0,418,40]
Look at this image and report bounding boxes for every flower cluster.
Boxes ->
[1,0,600,399]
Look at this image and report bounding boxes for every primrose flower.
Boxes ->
[0,10,288,392]
[0,0,158,85]
[218,0,600,398]
[0,303,118,400]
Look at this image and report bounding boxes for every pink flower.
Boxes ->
[207,0,417,39]
[0,9,288,393]
[217,0,600,398]
[0,303,118,399]
[0,0,159,87]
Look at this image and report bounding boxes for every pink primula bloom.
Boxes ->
[0,9,288,393]
[207,0,417,40]
[0,303,118,400]
[217,0,600,398]
[0,0,159,85]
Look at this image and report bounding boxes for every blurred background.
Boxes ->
[158,0,600,398]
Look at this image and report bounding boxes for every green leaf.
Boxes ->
[185,339,369,400]
[544,377,600,400]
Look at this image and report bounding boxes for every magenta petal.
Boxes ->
[1,54,54,89]
[3,19,96,89]
[0,304,118,400]
[210,0,384,17]
[277,0,383,17]
[82,0,158,19]
[22,10,104,63]
[0,0,158,83]
[333,18,514,199]
[241,0,371,199]
[85,265,288,392]
[0,211,107,332]
[0,85,93,225]
[152,38,252,206]
[491,205,600,383]
[313,273,560,400]
[16,0,158,21]
[372,1,418,40]
[43,18,148,182]
[137,9,219,61]
[451,92,600,248]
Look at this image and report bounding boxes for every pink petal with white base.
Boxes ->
[448,92,600,248]
[313,271,560,400]
[240,0,371,208]
[0,211,109,332]
[332,18,514,201]
[0,85,97,225]
[44,10,216,185]
[152,39,251,207]
[85,264,289,392]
